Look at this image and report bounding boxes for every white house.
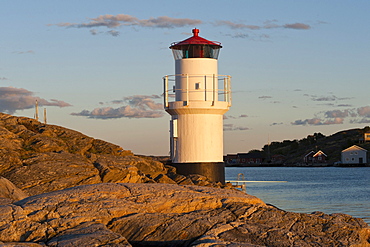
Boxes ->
[341,145,367,165]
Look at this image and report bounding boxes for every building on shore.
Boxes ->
[341,145,368,165]
[303,150,327,164]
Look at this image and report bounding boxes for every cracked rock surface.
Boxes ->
[0,183,369,246]
[0,113,222,199]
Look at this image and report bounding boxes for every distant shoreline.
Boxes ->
[224,163,370,168]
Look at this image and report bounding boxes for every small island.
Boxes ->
[224,127,370,167]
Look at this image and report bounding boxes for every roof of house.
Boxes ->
[225,154,238,158]
[304,151,315,158]
[341,145,368,153]
[237,153,263,159]
[304,150,327,158]
[313,150,327,157]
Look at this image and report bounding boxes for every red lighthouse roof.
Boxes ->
[170,29,222,60]
[170,28,222,49]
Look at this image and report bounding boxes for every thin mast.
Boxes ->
[35,100,39,121]
[43,108,47,124]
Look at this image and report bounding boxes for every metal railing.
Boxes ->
[163,74,231,108]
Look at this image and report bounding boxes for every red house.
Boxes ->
[271,154,286,164]
[304,150,327,163]
[224,154,238,165]
[237,153,263,165]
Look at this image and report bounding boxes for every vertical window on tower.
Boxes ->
[195,83,200,90]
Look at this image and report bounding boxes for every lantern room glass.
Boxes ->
[171,45,221,60]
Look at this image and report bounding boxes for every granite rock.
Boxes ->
[0,113,222,197]
[0,177,28,203]
[1,113,369,246]
[0,183,368,246]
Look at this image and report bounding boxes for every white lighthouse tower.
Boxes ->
[163,29,231,183]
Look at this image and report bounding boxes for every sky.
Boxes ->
[1,0,370,156]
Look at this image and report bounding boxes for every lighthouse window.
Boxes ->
[172,45,221,60]
[195,83,200,90]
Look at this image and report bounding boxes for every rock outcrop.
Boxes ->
[0,177,28,205]
[0,112,369,246]
[0,183,368,246]
[0,113,222,198]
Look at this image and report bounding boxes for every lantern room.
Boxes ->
[170,28,222,60]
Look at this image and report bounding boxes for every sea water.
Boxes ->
[225,167,370,224]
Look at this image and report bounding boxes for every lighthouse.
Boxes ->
[163,29,231,183]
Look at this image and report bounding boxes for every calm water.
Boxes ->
[225,167,370,224]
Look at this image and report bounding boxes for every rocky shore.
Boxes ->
[0,112,369,246]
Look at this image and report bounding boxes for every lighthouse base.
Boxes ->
[171,162,225,184]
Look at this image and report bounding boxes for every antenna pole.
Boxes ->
[44,108,47,124]
[35,100,39,121]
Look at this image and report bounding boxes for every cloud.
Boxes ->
[311,95,352,102]
[291,118,322,126]
[322,118,344,125]
[225,32,270,40]
[71,106,163,119]
[229,33,249,39]
[124,95,162,110]
[223,123,249,131]
[258,95,272,99]
[291,117,343,126]
[0,87,71,114]
[283,23,311,30]
[71,94,164,119]
[292,105,370,126]
[214,20,311,30]
[324,109,350,118]
[0,77,8,80]
[12,50,34,55]
[215,20,260,30]
[350,118,370,124]
[224,114,248,119]
[357,106,370,117]
[107,30,119,37]
[51,14,202,30]
[270,122,283,126]
[312,96,337,101]
[90,29,98,35]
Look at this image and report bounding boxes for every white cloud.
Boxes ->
[311,95,352,102]
[357,106,370,117]
[324,109,350,118]
[107,30,119,37]
[283,23,311,30]
[0,87,71,114]
[214,20,311,30]
[215,20,260,30]
[223,123,249,131]
[71,94,164,119]
[258,95,272,99]
[291,105,370,126]
[12,50,34,55]
[51,14,202,30]
[291,117,344,126]
[71,106,163,119]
